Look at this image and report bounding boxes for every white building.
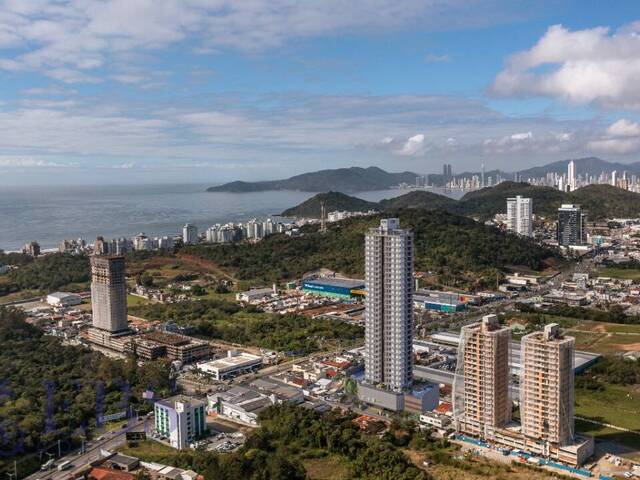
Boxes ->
[197,350,263,380]
[363,218,414,392]
[182,224,198,245]
[207,386,273,426]
[46,292,82,307]
[235,287,275,303]
[506,196,532,237]
[154,395,207,450]
[567,160,576,191]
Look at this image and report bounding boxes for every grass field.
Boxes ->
[303,456,351,480]
[566,320,640,354]
[596,267,640,280]
[120,439,180,459]
[575,383,640,455]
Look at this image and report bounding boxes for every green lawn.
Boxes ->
[303,455,351,480]
[127,294,152,307]
[119,439,180,459]
[596,267,640,280]
[575,383,640,453]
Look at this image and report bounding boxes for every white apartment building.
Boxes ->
[506,195,532,237]
[155,395,207,450]
[363,218,413,393]
[182,223,198,245]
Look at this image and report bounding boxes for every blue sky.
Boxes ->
[1,0,640,185]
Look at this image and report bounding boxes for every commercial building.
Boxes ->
[154,395,207,450]
[90,255,128,333]
[46,292,82,307]
[182,224,198,245]
[359,218,413,411]
[520,324,575,450]
[453,314,511,438]
[506,196,533,237]
[301,277,365,299]
[207,386,273,426]
[235,287,275,303]
[557,204,587,247]
[197,350,262,380]
[414,290,465,312]
[132,331,211,363]
[22,241,41,257]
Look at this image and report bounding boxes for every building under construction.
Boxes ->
[453,314,511,438]
[453,320,594,466]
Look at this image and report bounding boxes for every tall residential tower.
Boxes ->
[363,218,414,393]
[557,204,586,247]
[90,255,128,333]
[520,324,575,451]
[506,196,532,237]
[453,314,511,439]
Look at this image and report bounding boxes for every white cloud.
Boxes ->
[491,22,640,109]
[397,133,427,156]
[606,118,640,137]
[425,53,450,63]
[588,119,640,154]
[0,0,541,83]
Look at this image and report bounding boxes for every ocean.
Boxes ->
[0,183,453,251]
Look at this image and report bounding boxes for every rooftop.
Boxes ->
[199,351,262,369]
[303,276,365,289]
[156,394,206,410]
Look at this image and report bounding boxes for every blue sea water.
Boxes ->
[0,183,457,251]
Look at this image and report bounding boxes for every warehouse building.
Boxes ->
[197,350,263,380]
[414,290,466,313]
[46,292,83,307]
[301,277,365,299]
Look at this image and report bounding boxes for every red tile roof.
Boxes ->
[90,467,135,480]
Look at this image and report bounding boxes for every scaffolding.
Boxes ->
[453,315,511,439]
[520,323,575,451]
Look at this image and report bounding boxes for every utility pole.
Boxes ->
[320,201,326,233]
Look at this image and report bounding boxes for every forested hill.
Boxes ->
[282,190,457,217]
[184,208,561,288]
[456,182,640,220]
[456,182,565,219]
[566,184,640,220]
[0,307,173,476]
[281,191,379,217]
[207,166,418,193]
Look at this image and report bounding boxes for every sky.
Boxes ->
[1,0,640,185]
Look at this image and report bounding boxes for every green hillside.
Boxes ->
[184,208,560,288]
[378,190,457,210]
[567,184,640,220]
[207,166,418,193]
[281,191,378,217]
[457,181,565,219]
[457,181,640,220]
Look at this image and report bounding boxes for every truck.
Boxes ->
[40,459,55,471]
[57,461,72,471]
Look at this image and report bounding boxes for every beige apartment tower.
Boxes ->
[453,314,511,438]
[90,255,128,333]
[520,323,575,448]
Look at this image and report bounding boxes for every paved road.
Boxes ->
[25,419,147,480]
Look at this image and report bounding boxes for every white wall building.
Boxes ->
[154,395,207,450]
[364,218,414,392]
[197,350,263,380]
[46,292,82,307]
[182,224,198,245]
[506,196,532,237]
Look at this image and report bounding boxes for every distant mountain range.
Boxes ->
[208,157,640,193]
[207,166,418,193]
[517,157,640,179]
[283,182,640,220]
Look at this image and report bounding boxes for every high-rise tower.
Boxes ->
[453,314,511,439]
[506,196,533,237]
[557,204,586,247]
[567,160,576,191]
[364,218,414,392]
[90,255,128,333]
[521,324,575,449]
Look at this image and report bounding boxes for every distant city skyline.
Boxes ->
[1,1,640,185]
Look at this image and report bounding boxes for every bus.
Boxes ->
[57,461,72,471]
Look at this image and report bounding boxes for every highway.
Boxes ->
[25,419,148,480]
